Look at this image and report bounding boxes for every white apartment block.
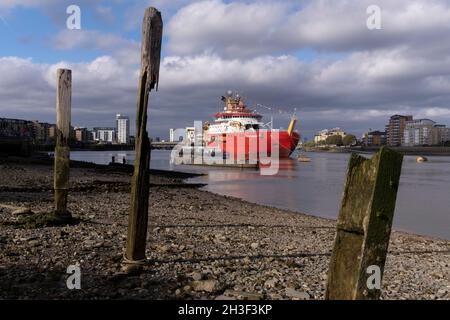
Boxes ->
[93,127,115,143]
[116,114,130,144]
[403,119,450,146]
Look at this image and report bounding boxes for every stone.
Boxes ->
[84,240,96,247]
[223,290,263,300]
[268,293,283,300]
[156,244,169,253]
[190,272,203,281]
[121,264,143,275]
[190,280,221,293]
[285,288,310,300]
[215,295,236,300]
[12,208,33,216]
[183,285,191,292]
[437,289,447,297]
[264,278,278,288]
[20,236,37,241]
[28,240,40,247]
[250,242,259,249]
[93,241,105,248]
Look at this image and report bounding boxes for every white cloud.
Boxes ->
[123,0,198,31]
[0,0,59,9]
[167,0,289,58]
[52,30,124,50]
[0,56,138,128]
[95,5,114,24]
[51,29,140,65]
[2,46,450,137]
[166,0,450,58]
[418,107,450,119]
[2,0,450,138]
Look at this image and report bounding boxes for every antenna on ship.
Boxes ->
[256,103,274,130]
[221,90,234,111]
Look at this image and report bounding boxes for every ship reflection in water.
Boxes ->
[69,150,450,240]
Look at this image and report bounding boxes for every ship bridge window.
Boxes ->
[245,124,259,130]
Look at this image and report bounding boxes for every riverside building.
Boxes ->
[403,119,450,146]
[116,114,130,144]
[313,128,346,144]
[386,115,413,146]
[93,127,115,144]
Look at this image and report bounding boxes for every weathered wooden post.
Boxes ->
[325,147,403,300]
[54,68,72,217]
[124,7,163,264]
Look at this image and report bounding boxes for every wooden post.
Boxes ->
[125,7,163,263]
[54,69,72,217]
[325,147,403,300]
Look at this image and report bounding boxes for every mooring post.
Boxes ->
[54,68,72,217]
[125,7,163,263]
[325,147,403,300]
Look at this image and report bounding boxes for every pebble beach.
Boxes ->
[0,157,449,300]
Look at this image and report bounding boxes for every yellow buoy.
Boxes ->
[416,156,428,163]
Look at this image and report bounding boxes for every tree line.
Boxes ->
[304,134,357,147]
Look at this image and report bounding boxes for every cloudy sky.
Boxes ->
[1,0,450,140]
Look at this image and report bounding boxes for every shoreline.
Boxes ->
[302,146,450,156]
[9,153,448,241]
[0,157,448,300]
[194,187,450,242]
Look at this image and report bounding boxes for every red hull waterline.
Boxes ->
[207,131,300,161]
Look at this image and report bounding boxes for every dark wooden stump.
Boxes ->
[125,7,163,263]
[326,147,403,299]
[54,69,72,217]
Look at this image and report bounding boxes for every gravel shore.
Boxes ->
[0,157,449,300]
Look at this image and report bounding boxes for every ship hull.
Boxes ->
[206,131,300,160]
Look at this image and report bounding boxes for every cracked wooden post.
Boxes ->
[125,7,163,264]
[54,68,72,217]
[325,147,403,300]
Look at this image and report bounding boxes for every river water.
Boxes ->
[69,150,450,240]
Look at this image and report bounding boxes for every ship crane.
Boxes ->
[255,104,298,136]
[255,104,274,131]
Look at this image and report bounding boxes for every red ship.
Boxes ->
[203,91,300,161]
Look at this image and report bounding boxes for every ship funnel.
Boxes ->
[287,116,297,136]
